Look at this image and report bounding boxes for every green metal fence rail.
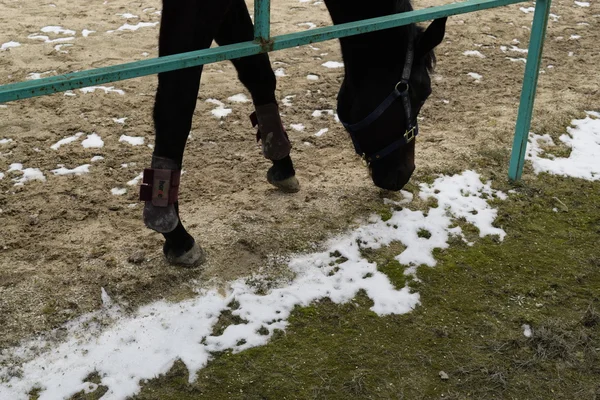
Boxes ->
[0,0,552,181]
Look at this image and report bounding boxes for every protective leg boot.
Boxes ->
[141,156,180,233]
[252,103,292,161]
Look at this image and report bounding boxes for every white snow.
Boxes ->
[227,93,250,103]
[0,172,4,180]
[574,1,590,6]
[1,41,21,51]
[117,13,139,19]
[298,22,317,29]
[112,117,128,124]
[520,6,535,13]
[322,61,344,68]
[41,26,76,35]
[81,133,104,148]
[463,50,486,58]
[0,138,13,145]
[570,35,581,40]
[468,72,482,81]
[50,132,84,150]
[111,188,127,196]
[91,156,104,162]
[206,99,232,119]
[290,123,305,131]
[8,163,23,172]
[119,135,145,146]
[26,71,55,80]
[522,324,532,337]
[127,172,143,186]
[82,29,95,37]
[0,170,507,400]
[51,165,91,176]
[526,111,600,181]
[117,22,159,31]
[307,74,319,81]
[80,86,125,95]
[11,168,46,186]
[275,68,287,77]
[507,57,527,63]
[312,109,335,118]
[282,95,295,107]
[315,128,328,137]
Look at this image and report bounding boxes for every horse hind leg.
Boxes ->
[214,0,300,193]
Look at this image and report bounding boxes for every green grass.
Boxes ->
[99,173,600,400]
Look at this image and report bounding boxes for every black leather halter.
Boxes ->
[339,32,418,165]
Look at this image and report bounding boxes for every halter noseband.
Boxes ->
[339,31,418,165]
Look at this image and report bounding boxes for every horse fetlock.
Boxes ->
[252,103,291,160]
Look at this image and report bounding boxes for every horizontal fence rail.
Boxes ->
[0,0,524,104]
[0,0,552,182]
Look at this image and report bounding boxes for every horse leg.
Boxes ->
[214,0,300,193]
[145,0,232,266]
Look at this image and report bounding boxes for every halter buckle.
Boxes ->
[395,81,410,94]
[404,126,416,143]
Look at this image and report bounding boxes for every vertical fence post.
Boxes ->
[254,0,271,42]
[508,0,552,181]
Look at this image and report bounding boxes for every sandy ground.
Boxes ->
[0,0,598,349]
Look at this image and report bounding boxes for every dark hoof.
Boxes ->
[163,240,206,267]
[267,155,300,193]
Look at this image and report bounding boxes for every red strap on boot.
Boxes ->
[139,168,181,206]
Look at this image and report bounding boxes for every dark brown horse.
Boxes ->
[140,0,447,266]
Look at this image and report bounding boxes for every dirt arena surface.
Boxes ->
[0,0,598,349]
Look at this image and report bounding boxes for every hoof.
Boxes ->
[164,241,206,267]
[267,155,299,193]
[267,173,300,193]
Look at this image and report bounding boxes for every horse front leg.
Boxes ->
[214,0,300,193]
[143,1,229,267]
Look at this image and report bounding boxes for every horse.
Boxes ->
[139,0,447,267]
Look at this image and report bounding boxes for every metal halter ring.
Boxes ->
[395,81,410,94]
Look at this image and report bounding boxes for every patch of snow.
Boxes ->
[468,72,482,81]
[91,156,104,162]
[282,95,296,107]
[51,132,84,150]
[12,168,46,186]
[111,188,127,196]
[507,57,527,63]
[307,74,319,81]
[275,68,287,77]
[127,172,143,186]
[1,41,21,51]
[112,117,127,124]
[520,6,535,13]
[227,94,249,103]
[525,112,600,181]
[26,71,55,80]
[322,61,344,68]
[8,163,23,172]
[298,22,317,29]
[315,128,328,137]
[119,135,145,146]
[290,124,305,131]
[41,26,76,35]
[312,109,335,118]
[81,133,104,148]
[574,1,590,6]
[0,171,506,400]
[0,138,13,145]
[117,13,139,19]
[463,50,486,58]
[522,324,532,337]
[82,29,95,37]
[80,86,124,95]
[51,165,91,176]
[570,34,581,40]
[117,22,158,31]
